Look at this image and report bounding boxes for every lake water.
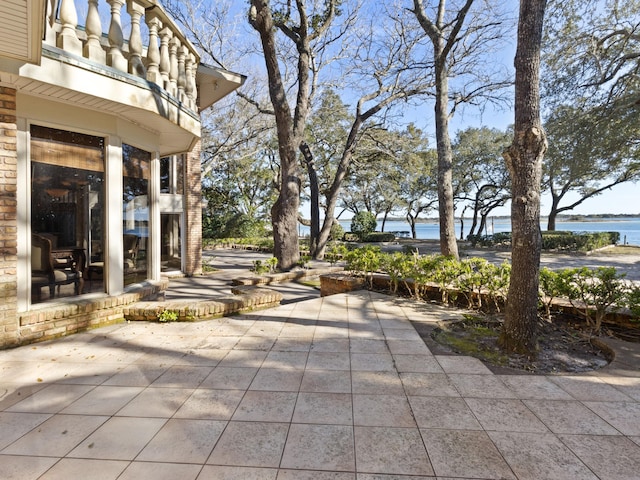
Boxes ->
[315,217,640,246]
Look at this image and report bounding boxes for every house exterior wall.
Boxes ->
[184,140,202,276]
[0,86,18,347]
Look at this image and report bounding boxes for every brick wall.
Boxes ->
[184,140,202,276]
[0,87,18,347]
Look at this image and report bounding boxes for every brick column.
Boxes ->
[184,141,202,276]
[0,87,18,347]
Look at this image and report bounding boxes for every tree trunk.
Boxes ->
[300,142,320,257]
[434,54,459,259]
[499,0,548,355]
[407,213,418,239]
[250,0,309,270]
[547,193,560,231]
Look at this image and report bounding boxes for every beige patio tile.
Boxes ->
[465,398,549,433]
[101,364,169,387]
[218,349,269,368]
[174,388,244,420]
[489,431,597,480]
[232,390,297,422]
[350,353,395,372]
[307,351,351,370]
[200,366,258,390]
[207,421,289,468]
[5,384,94,414]
[349,339,388,353]
[3,414,108,456]
[176,348,230,366]
[448,374,516,399]
[68,416,166,460]
[116,387,193,417]
[300,369,351,393]
[271,337,312,352]
[550,375,634,402]
[498,375,575,400]
[353,394,416,428]
[435,355,493,374]
[0,412,51,450]
[198,336,241,350]
[277,470,354,479]
[408,396,482,430]
[60,386,143,415]
[280,424,355,472]
[249,368,304,391]
[356,475,433,480]
[262,351,309,369]
[421,429,515,479]
[599,375,640,401]
[524,399,620,435]
[382,328,423,342]
[386,339,432,355]
[354,426,433,476]
[136,418,226,463]
[198,465,277,479]
[119,462,202,480]
[400,373,459,397]
[0,383,47,410]
[38,459,128,480]
[351,371,404,395]
[292,392,353,425]
[150,365,214,388]
[233,336,277,351]
[560,434,640,480]
[583,401,640,435]
[311,338,350,352]
[392,354,443,374]
[0,455,57,480]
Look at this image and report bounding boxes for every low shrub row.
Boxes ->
[470,230,619,252]
[344,246,640,333]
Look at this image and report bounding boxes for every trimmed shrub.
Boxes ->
[363,232,396,242]
[351,212,377,240]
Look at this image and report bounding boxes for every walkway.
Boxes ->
[2,291,640,479]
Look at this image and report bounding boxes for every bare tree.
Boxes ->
[248,0,339,269]
[307,7,435,258]
[410,0,512,259]
[499,0,548,355]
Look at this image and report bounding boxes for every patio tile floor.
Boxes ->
[1,291,640,478]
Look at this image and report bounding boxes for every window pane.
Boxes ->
[123,144,150,285]
[30,126,105,303]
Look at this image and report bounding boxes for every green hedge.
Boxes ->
[363,232,397,242]
[471,231,619,252]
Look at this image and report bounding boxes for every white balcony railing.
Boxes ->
[47,0,199,111]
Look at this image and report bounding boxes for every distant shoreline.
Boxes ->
[374,214,640,224]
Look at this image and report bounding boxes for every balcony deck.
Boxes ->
[0,0,245,155]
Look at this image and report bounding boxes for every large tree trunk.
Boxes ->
[300,142,320,257]
[499,0,548,355]
[434,54,459,259]
[250,0,311,270]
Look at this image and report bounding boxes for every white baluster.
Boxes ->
[57,0,82,55]
[126,0,146,77]
[159,27,173,90]
[185,52,196,108]
[169,37,180,96]
[145,13,162,85]
[106,0,128,72]
[84,0,105,63]
[177,45,187,101]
